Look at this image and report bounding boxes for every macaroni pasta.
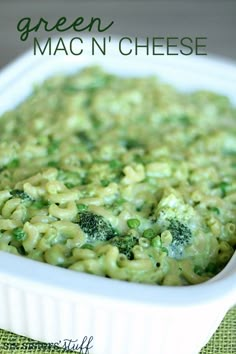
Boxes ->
[0,67,235,285]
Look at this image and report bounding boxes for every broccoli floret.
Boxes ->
[12,227,26,241]
[10,189,33,201]
[77,212,116,242]
[110,235,138,260]
[168,219,192,258]
[169,219,192,245]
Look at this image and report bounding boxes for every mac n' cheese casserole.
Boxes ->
[0,67,235,285]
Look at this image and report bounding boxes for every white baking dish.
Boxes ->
[0,37,235,354]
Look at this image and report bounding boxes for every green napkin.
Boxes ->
[200,306,236,354]
[0,306,235,353]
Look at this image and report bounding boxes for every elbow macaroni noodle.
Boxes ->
[0,66,235,285]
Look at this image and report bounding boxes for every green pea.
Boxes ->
[127,218,140,229]
[143,228,155,239]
